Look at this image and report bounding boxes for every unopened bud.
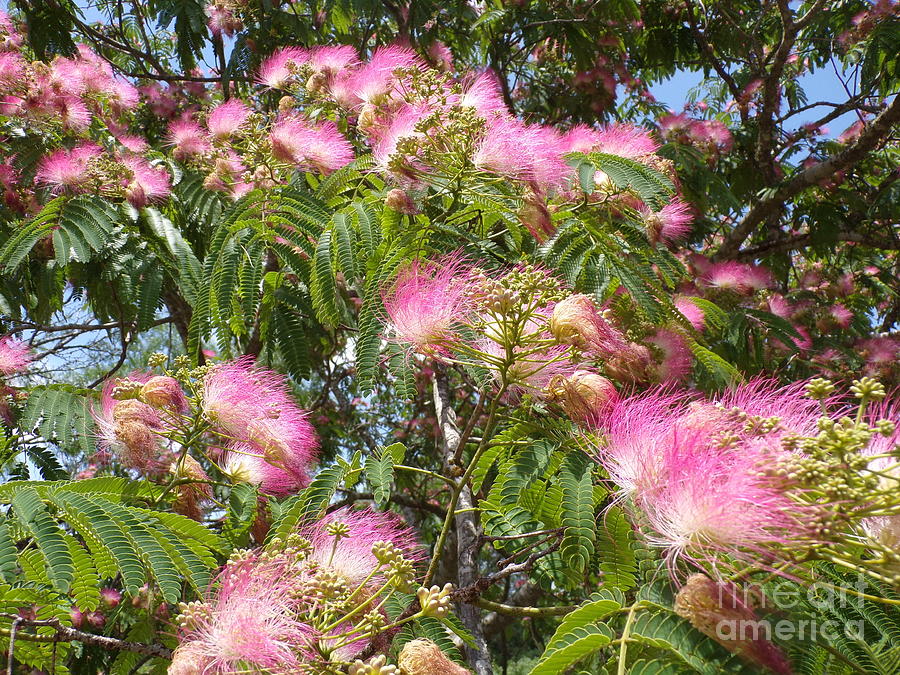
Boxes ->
[417,583,453,618]
[398,639,470,675]
[140,376,188,413]
[385,188,419,215]
[675,574,791,675]
[549,370,617,427]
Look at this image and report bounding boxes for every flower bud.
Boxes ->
[385,188,419,215]
[549,370,617,427]
[398,639,470,675]
[141,376,188,413]
[70,607,84,629]
[675,574,791,675]
[85,610,106,629]
[550,294,619,354]
[417,583,453,618]
[100,587,121,609]
[349,655,399,675]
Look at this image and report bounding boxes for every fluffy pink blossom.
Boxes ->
[92,373,170,475]
[223,442,310,497]
[829,303,853,328]
[427,40,454,71]
[458,71,507,119]
[121,156,171,208]
[673,296,705,332]
[205,2,242,37]
[474,117,571,194]
[300,507,422,587]
[347,44,424,105]
[53,95,92,131]
[115,134,149,153]
[167,119,212,160]
[858,336,900,375]
[592,123,660,159]
[0,11,22,51]
[202,357,318,487]
[207,99,251,139]
[269,117,354,174]
[0,51,24,86]
[35,143,102,193]
[381,253,473,355]
[639,199,693,244]
[0,336,31,376]
[257,47,308,89]
[647,329,692,383]
[308,45,358,74]
[699,261,772,294]
[369,103,431,181]
[172,553,314,674]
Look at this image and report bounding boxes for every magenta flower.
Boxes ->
[35,143,102,193]
[369,103,431,181]
[257,46,308,89]
[269,117,354,174]
[381,253,473,355]
[172,552,315,674]
[0,336,31,376]
[647,329,692,383]
[347,44,424,105]
[0,51,24,86]
[673,295,705,332]
[205,2,242,37]
[699,261,772,294]
[561,124,601,154]
[640,199,693,244]
[592,123,660,159]
[206,99,251,140]
[121,156,171,208]
[637,431,811,570]
[223,443,310,497]
[167,119,212,160]
[92,373,171,476]
[301,507,422,587]
[202,357,318,488]
[458,71,507,119]
[308,45,358,74]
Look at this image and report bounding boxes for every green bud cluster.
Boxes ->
[417,583,453,618]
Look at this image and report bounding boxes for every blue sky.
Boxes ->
[652,68,859,139]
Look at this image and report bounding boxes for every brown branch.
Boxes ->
[0,615,171,660]
[683,1,744,112]
[717,93,900,258]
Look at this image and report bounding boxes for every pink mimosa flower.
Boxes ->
[699,261,772,294]
[647,329,692,383]
[348,44,423,104]
[458,71,507,119]
[673,296,705,331]
[301,507,422,588]
[592,123,660,159]
[257,47,308,89]
[121,156,171,208]
[308,45,358,74]
[369,103,431,180]
[0,336,31,376]
[173,552,314,674]
[223,442,310,497]
[202,357,318,481]
[35,143,103,193]
[269,117,354,174]
[640,199,693,244]
[206,99,251,139]
[381,253,473,355]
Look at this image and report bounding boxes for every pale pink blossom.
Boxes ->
[458,71,507,119]
[347,44,424,105]
[257,47,308,89]
[369,103,431,181]
[673,296,705,332]
[592,123,660,159]
[0,336,31,376]
[35,143,103,193]
[168,119,213,160]
[202,357,318,484]
[207,99,251,139]
[699,261,772,294]
[647,329,692,383]
[382,253,473,354]
[639,199,693,244]
[308,45,358,74]
[269,117,354,174]
[121,156,171,208]
[301,507,422,587]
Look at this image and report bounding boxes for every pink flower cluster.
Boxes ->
[203,357,318,497]
[251,42,692,244]
[0,335,31,425]
[171,507,421,673]
[658,111,734,156]
[596,380,825,572]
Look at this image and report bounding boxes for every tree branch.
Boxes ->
[683,1,744,112]
[717,93,900,258]
[0,615,171,660]
[432,366,492,675]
